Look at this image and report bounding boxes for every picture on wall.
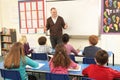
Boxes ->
[18,0,45,34]
[102,0,120,34]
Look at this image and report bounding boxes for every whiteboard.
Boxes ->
[46,0,101,36]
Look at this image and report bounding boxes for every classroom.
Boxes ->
[0,0,120,80]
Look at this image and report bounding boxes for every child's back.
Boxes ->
[62,33,78,55]
[82,35,101,58]
[34,36,52,53]
[82,50,120,80]
[49,43,79,74]
[83,64,120,80]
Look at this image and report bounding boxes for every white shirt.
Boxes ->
[52,16,58,24]
[34,45,52,53]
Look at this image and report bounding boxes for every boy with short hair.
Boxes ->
[82,50,120,80]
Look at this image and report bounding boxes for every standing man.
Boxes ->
[46,7,68,49]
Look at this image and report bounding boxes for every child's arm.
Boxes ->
[82,65,90,76]
[70,45,78,55]
[110,68,120,78]
[25,56,39,68]
[69,60,79,69]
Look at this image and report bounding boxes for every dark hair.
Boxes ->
[50,7,56,11]
[38,36,47,45]
[52,43,71,68]
[95,50,108,65]
[62,33,70,44]
[89,35,98,46]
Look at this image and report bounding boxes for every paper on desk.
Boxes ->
[68,65,81,71]
[71,51,83,55]
[78,50,83,55]
[26,63,45,69]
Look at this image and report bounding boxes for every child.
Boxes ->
[82,50,120,80]
[82,35,101,58]
[34,36,52,53]
[49,43,79,74]
[4,42,39,80]
[19,35,33,55]
[62,33,79,55]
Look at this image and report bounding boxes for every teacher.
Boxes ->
[46,7,68,49]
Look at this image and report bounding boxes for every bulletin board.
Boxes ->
[102,0,120,34]
[18,0,45,34]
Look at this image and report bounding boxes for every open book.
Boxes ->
[68,65,81,71]
[26,63,45,69]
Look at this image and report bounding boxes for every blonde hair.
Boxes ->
[19,35,27,44]
[4,42,25,69]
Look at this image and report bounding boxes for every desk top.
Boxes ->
[49,50,113,57]
[26,60,119,76]
[0,60,118,76]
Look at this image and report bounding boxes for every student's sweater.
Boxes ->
[49,58,77,74]
[82,64,120,80]
[5,56,39,80]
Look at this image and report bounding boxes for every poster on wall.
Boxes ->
[102,0,120,34]
[18,0,45,34]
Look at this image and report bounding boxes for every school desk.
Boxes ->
[49,50,114,66]
[0,60,119,79]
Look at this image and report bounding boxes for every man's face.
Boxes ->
[51,9,57,18]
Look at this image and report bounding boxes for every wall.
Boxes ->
[0,0,120,65]
[0,0,2,56]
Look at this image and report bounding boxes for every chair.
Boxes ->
[46,73,70,80]
[83,57,96,64]
[69,55,77,63]
[0,69,21,80]
[81,77,94,80]
[31,53,48,60]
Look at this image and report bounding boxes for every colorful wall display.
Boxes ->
[102,0,120,34]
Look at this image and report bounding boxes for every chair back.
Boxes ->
[31,53,48,60]
[82,77,94,80]
[0,69,21,80]
[83,57,96,64]
[46,73,69,80]
[69,55,76,63]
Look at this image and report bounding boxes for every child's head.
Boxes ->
[89,35,98,46]
[62,33,70,44]
[95,50,108,65]
[38,36,47,45]
[4,42,25,68]
[52,43,71,68]
[19,35,27,44]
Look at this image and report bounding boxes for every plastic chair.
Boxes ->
[0,69,21,80]
[31,53,48,60]
[81,77,94,80]
[83,57,96,64]
[46,73,70,80]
